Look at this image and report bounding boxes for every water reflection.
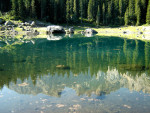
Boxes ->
[0,36,150,97]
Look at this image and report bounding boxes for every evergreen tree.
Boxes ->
[80,0,83,23]
[96,5,100,25]
[70,0,74,17]
[146,0,150,24]
[31,0,36,18]
[88,0,93,20]
[66,0,70,23]
[119,0,123,16]
[128,0,136,25]
[18,0,25,18]
[141,0,147,24]
[24,0,31,16]
[12,0,18,16]
[135,0,141,25]
[102,3,106,25]
[73,0,78,21]
[124,7,129,25]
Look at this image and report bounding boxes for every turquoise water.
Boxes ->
[0,35,150,113]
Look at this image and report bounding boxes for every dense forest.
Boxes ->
[0,0,150,26]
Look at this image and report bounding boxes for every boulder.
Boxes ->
[30,21,36,27]
[4,21,15,26]
[68,27,74,34]
[47,25,66,34]
[84,28,98,34]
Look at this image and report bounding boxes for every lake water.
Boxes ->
[0,35,150,113]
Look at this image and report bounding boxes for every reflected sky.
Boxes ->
[0,35,150,113]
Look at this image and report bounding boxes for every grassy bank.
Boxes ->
[0,20,150,41]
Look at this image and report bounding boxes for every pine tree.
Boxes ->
[66,0,70,23]
[24,0,31,16]
[31,0,36,18]
[96,5,100,25]
[88,0,93,21]
[12,0,18,16]
[73,0,78,21]
[102,3,106,25]
[135,0,141,25]
[124,7,129,25]
[141,0,147,23]
[70,0,74,17]
[18,0,25,18]
[128,0,136,25]
[119,0,123,16]
[80,0,83,23]
[146,0,150,24]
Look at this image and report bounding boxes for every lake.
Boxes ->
[0,35,150,113]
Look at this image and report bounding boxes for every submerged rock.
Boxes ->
[46,25,66,34]
[30,21,36,27]
[56,65,71,70]
[66,27,74,34]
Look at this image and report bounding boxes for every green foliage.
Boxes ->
[135,0,141,25]
[146,0,150,24]
[0,0,149,26]
[96,5,100,25]
[0,11,2,17]
[88,0,93,20]
[124,7,129,25]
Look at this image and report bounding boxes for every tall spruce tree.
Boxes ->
[66,0,70,23]
[88,0,93,20]
[119,0,123,16]
[12,0,18,16]
[73,0,78,21]
[18,0,25,18]
[96,5,100,25]
[128,0,136,25]
[31,0,36,18]
[124,7,129,25]
[135,0,141,25]
[102,3,106,25]
[146,0,150,24]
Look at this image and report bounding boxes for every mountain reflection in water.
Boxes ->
[0,35,150,97]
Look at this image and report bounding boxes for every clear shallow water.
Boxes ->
[0,35,150,113]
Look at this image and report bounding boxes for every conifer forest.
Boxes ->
[0,0,150,26]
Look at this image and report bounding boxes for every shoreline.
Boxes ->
[0,25,150,41]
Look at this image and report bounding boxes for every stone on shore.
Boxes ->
[84,28,98,34]
[47,25,66,34]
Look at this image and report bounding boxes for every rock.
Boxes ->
[84,28,98,34]
[24,22,30,26]
[67,27,74,34]
[47,25,66,34]
[4,21,15,26]
[30,21,36,27]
